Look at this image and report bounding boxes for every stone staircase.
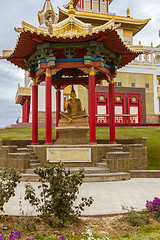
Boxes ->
[20,146,130,182]
[16,148,42,169]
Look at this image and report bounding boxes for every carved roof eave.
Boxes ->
[0,19,142,70]
[57,7,151,36]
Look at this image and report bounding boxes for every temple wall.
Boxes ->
[114,72,154,115]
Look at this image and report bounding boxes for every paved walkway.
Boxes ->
[4,178,160,216]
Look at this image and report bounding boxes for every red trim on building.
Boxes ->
[127,94,142,123]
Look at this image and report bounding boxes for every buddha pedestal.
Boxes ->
[55,117,89,145]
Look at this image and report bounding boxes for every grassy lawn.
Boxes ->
[0,126,160,169]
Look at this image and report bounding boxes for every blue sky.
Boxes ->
[0,0,160,128]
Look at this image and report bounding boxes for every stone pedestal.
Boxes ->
[55,126,89,145]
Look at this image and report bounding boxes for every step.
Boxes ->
[110,147,123,152]
[17,148,33,153]
[107,152,131,159]
[30,163,42,169]
[96,162,108,168]
[21,172,130,182]
[84,172,130,182]
[20,173,39,182]
[66,167,110,174]
[30,159,40,164]
[129,170,160,178]
[8,153,30,159]
[30,155,38,160]
[25,168,37,174]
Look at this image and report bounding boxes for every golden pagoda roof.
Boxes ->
[58,7,151,36]
[1,15,142,70]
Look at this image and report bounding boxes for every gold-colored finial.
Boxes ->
[127,8,130,17]
[151,42,153,47]
[68,0,75,15]
[139,41,141,46]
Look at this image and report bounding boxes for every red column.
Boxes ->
[79,0,81,9]
[98,0,101,12]
[56,88,61,140]
[45,68,52,143]
[106,0,109,13]
[109,77,115,143]
[32,82,38,144]
[82,0,84,10]
[89,67,96,142]
[90,0,92,10]
[26,98,29,123]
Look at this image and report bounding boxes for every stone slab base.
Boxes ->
[130,170,160,178]
[55,126,89,145]
[21,172,130,182]
[84,172,130,182]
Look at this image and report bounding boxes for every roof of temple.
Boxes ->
[1,0,144,70]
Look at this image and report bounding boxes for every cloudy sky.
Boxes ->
[0,0,160,128]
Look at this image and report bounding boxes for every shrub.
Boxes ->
[146,197,160,219]
[24,161,93,226]
[122,206,149,226]
[0,168,21,212]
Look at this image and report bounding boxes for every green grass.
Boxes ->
[18,224,160,240]
[0,126,160,170]
[111,224,160,240]
[0,128,56,140]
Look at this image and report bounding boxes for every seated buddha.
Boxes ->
[59,86,88,126]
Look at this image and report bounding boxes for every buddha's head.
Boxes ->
[70,86,76,100]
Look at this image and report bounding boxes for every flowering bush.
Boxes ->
[146,197,160,218]
[59,236,66,240]
[0,231,33,240]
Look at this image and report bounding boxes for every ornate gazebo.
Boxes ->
[1,0,141,144]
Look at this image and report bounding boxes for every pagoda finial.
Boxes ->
[127,8,130,18]
[68,0,75,15]
[38,0,57,26]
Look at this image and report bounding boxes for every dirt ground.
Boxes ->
[0,214,159,238]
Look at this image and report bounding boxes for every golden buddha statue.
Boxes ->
[60,86,88,125]
[56,86,89,144]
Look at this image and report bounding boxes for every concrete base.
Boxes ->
[55,126,89,145]
[130,170,160,178]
